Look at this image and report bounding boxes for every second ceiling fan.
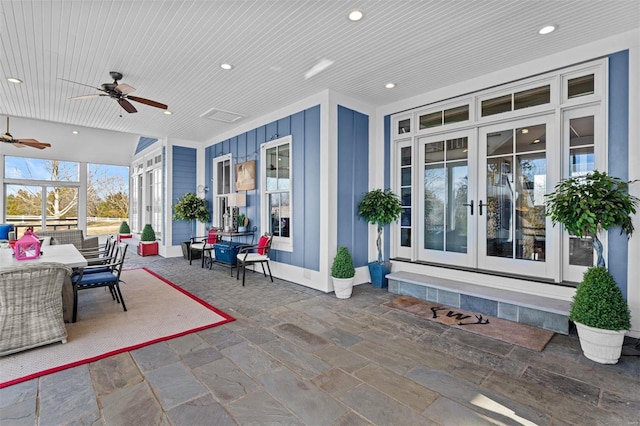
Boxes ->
[64,71,168,113]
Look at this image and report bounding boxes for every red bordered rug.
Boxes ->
[0,268,234,388]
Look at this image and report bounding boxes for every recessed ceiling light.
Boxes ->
[385,83,396,89]
[521,128,529,134]
[72,130,79,135]
[538,25,556,35]
[164,110,173,115]
[7,77,22,84]
[348,10,363,21]
[533,139,541,144]
[220,63,233,70]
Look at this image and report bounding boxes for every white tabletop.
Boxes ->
[0,244,88,270]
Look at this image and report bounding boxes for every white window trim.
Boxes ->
[212,153,233,228]
[261,135,293,252]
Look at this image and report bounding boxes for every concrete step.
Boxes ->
[386,271,571,334]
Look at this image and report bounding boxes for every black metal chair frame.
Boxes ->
[236,234,273,286]
[71,242,128,322]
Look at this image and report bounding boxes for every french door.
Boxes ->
[477,115,557,278]
[412,115,558,279]
[417,130,476,267]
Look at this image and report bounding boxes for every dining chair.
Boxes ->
[71,242,128,322]
[236,234,273,286]
[0,263,71,356]
[79,235,117,267]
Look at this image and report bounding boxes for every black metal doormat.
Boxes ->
[384,296,554,351]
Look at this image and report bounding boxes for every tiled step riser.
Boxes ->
[388,279,569,334]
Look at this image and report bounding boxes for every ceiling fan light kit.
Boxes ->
[65,71,168,114]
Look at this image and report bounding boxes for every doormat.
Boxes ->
[384,296,554,351]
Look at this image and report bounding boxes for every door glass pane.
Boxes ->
[446,162,468,253]
[401,168,412,186]
[447,137,468,161]
[514,154,546,261]
[487,130,513,156]
[400,146,412,248]
[401,147,412,166]
[217,159,231,194]
[486,158,513,258]
[569,116,594,147]
[424,164,445,250]
[46,186,78,230]
[568,75,594,98]
[516,124,546,153]
[570,147,594,176]
[570,236,593,266]
[424,141,444,163]
[401,228,411,247]
[514,85,550,110]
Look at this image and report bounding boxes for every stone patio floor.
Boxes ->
[1,244,639,425]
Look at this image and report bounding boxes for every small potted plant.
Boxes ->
[118,221,132,240]
[138,224,158,256]
[357,188,403,288]
[237,213,248,232]
[331,246,355,299]
[568,267,631,364]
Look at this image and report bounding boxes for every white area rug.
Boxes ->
[0,268,234,388]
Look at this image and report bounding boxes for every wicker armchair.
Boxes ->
[0,263,71,356]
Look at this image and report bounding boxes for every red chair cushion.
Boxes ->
[208,230,220,244]
[257,235,270,255]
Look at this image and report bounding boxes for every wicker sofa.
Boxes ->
[0,263,71,356]
[37,229,99,252]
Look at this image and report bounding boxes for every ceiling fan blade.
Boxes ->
[16,139,51,149]
[118,99,138,113]
[115,83,136,95]
[70,93,105,100]
[127,96,168,110]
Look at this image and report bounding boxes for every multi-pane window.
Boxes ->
[213,155,232,227]
[262,136,292,249]
[481,85,550,117]
[419,105,469,130]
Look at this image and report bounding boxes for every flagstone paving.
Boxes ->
[1,246,639,425]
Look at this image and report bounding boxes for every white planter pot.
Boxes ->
[332,277,354,299]
[574,321,627,364]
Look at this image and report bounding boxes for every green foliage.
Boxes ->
[141,224,156,242]
[237,213,246,226]
[173,193,210,223]
[358,189,403,228]
[357,189,403,263]
[569,267,631,331]
[331,246,355,279]
[119,221,130,234]
[545,170,638,239]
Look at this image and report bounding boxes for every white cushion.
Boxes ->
[190,242,206,250]
[237,253,268,262]
[39,236,52,246]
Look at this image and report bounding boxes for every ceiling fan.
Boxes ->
[63,71,168,113]
[1,117,51,149]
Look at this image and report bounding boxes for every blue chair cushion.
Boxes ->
[74,271,117,286]
[83,267,111,274]
[0,224,13,240]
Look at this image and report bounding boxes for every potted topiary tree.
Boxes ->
[331,246,355,299]
[545,170,638,364]
[173,192,210,259]
[357,188,403,288]
[138,224,158,256]
[118,221,131,240]
[568,267,631,364]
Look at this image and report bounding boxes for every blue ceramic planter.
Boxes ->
[368,262,391,288]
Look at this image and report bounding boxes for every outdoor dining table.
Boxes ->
[0,244,88,322]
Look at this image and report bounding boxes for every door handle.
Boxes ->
[463,200,474,215]
[478,200,484,216]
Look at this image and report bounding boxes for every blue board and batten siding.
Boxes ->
[337,106,369,268]
[607,50,630,297]
[135,137,158,155]
[205,105,321,271]
[171,146,197,245]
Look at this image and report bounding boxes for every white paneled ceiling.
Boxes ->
[1,0,638,143]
